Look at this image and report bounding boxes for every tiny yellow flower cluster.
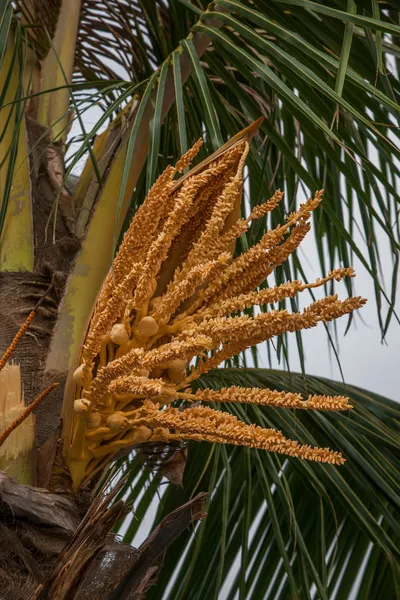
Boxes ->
[66,130,366,489]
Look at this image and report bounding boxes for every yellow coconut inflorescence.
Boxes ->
[65,124,366,490]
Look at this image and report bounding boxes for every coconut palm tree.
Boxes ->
[0,0,399,598]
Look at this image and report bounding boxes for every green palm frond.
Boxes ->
[117,368,400,599]
[64,0,400,338]
[3,1,400,337]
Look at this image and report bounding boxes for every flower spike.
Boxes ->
[64,125,366,490]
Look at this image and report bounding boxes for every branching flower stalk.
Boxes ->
[65,135,366,490]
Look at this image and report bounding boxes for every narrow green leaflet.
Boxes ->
[203,12,390,145]
[274,0,400,35]
[214,0,400,115]
[146,60,169,192]
[172,50,188,156]
[371,0,384,73]
[335,0,356,98]
[180,38,223,150]
[0,0,12,68]
[193,24,346,149]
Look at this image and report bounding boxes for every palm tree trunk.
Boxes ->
[0,116,83,598]
[0,117,81,457]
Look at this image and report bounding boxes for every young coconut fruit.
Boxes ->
[110,323,130,345]
[136,316,159,337]
[107,412,129,432]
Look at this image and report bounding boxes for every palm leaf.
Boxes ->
[4,0,400,338]
[60,0,400,341]
[117,368,400,599]
[0,15,33,271]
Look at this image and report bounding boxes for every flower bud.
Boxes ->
[132,426,152,444]
[107,412,128,432]
[74,399,91,413]
[73,364,88,386]
[168,358,187,373]
[110,323,129,345]
[136,368,150,378]
[150,367,164,379]
[168,368,184,383]
[86,412,102,429]
[152,427,170,442]
[127,339,142,350]
[101,332,111,344]
[136,316,159,337]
